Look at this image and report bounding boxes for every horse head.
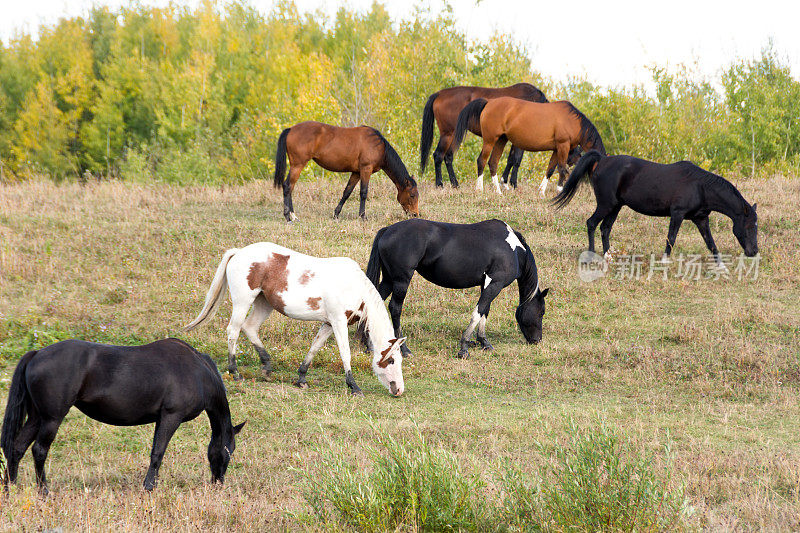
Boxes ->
[373,337,406,396]
[515,288,549,344]
[397,181,420,217]
[733,202,758,257]
[208,420,245,484]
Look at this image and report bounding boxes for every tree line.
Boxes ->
[0,0,798,184]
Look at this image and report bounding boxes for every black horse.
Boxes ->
[553,151,759,261]
[366,218,549,358]
[1,338,245,494]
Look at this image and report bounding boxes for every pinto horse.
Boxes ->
[1,338,245,494]
[366,219,548,358]
[553,151,759,262]
[185,242,406,396]
[419,83,550,189]
[452,97,606,195]
[272,121,419,221]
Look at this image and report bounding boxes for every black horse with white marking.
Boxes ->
[553,151,759,262]
[366,219,548,358]
[1,338,245,494]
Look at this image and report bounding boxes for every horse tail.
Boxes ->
[552,150,604,209]
[451,98,487,154]
[366,227,388,289]
[272,128,291,189]
[184,248,238,331]
[419,92,439,174]
[2,350,37,472]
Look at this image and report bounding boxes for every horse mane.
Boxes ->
[357,272,395,346]
[516,83,549,103]
[512,230,540,303]
[678,161,748,207]
[565,102,606,155]
[368,127,417,189]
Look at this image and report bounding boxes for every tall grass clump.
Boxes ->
[501,422,688,532]
[299,429,494,532]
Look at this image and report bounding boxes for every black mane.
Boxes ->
[369,127,416,188]
[566,102,606,155]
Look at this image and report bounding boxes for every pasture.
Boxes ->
[0,174,798,530]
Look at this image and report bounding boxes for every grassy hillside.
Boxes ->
[0,172,798,530]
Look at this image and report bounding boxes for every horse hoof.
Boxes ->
[456,349,470,359]
[230,372,243,382]
[466,340,478,348]
[351,389,364,397]
[294,381,309,389]
[481,343,494,352]
[262,370,274,381]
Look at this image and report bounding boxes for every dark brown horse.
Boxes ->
[419,83,549,189]
[273,122,420,221]
[452,97,606,195]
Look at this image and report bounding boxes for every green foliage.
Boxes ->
[501,422,688,532]
[300,422,687,532]
[300,429,494,532]
[0,2,797,182]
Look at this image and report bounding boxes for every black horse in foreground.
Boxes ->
[1,338,245,494]
[366,219,548,358]
[553,151,759,261]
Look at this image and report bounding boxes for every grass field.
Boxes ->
[1,172,798,531]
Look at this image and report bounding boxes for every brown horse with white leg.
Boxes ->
[272,121,420,221]
[451,97,606,196]
[419,83,550,188]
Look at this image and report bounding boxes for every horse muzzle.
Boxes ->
[389,381,403,397]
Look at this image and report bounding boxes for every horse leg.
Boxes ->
[444,149,459,188]
[295,323,333,389]
[334,172,360,219]
[587,205,613,254]
[692,215,724,268]
[226,290,256,381]
[432,136,448,188]
[475,141,493,191]
[600,205,622,256]
[506,145,524,189]
[664,211,686,259]
[143,413,182,491]
[5,412,41,485]
[241,294,274,379]
[459,279,504,357]
[283,164,303,222]
[555,142,570,193]
[539,152,558,197]
[388,280,413,357]
[329,318,362,396]
[31,417,63,496]
[487,138,508,195]
[358,171,370,220]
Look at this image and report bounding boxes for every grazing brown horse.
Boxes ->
[273,122,419,221]
[452,97,606,195]
[419,83,549,188]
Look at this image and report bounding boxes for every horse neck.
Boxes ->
[702,179,746,219]
[516,248,539,304]
[361,283,396,353]
[380,158,407,192]
[206,391,233,441]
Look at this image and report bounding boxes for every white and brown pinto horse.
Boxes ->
[185,243,406,396]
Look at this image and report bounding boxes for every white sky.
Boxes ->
[1,0,798,89]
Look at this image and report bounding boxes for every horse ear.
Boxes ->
[752,202,757,212]
[234,421,246,435]
[540,288,550,298]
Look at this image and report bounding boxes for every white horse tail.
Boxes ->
[184,248,238,331]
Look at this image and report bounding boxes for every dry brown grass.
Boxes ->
[0,173,798,530]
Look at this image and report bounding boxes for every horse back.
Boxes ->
[23,339,219,426]
[288,121,383,173]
